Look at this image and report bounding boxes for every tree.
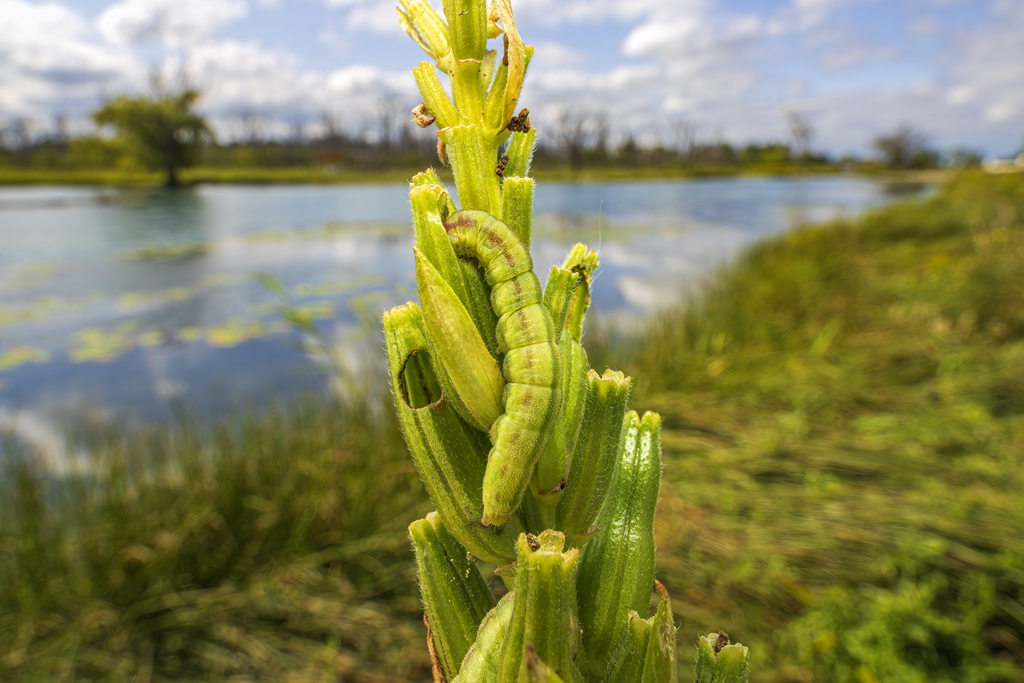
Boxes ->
[786,109,813,162]
[873,123,932,169]
[92,87,210,186]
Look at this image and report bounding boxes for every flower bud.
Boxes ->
[605,581,677,683]
[504,128,537,179]
[560,243,599,342]
[397,0,453,71]
[454,592,517,682]
[384,302,523,565]
[555,370,632,545]
[411,512,497,679]
[695,631,750,683]
[488,0,526,131]
[525,644,566,683]
[496,531,582,683]
[412,61,460,129]
[501,176,534,250]
[576,411,662,677]
[415,248,505,430]
[525,330,589,532]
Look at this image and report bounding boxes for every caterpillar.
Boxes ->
[444,209,563,527]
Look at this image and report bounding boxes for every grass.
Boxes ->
[0,164,951,187]
[0,399,434,682]
[1,171,1022,681]
[0,166,446,187]
[592,171,1024,682]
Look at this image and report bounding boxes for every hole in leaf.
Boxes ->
[400,349,443,409]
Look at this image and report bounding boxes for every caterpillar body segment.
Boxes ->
[444,210,564,527]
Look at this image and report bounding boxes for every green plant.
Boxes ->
[92,83,211,186]
[382,1,749,680]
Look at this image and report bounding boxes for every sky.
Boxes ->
[1,0,1022,157]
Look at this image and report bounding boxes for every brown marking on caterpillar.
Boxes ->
[496,155,509,177]
[715,631,729,654]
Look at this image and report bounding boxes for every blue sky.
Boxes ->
[1,0,1022,156]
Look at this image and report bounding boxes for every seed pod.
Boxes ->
[455,592,517,683]
[496,532,581,683]
[555,370,632,546]
[384,302,523,565]
[397,0,452,71]
[695,632,750,683]
[560,244,599,343]
[444,210,563,527]
[411,512,497,680]
[576,411,662,677]
[416,248,505,431]
[604,582,677,683]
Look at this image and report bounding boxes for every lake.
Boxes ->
[0,177,927,452]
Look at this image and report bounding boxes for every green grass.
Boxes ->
[0,164,951,187]
[593,171,1024,682]
[0,399,434,682]
[2,171,1022,682]
[0,166,446,186]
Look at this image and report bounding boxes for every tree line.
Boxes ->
[0,84,984,186]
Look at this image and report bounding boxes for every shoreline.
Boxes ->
[0,165,953,188]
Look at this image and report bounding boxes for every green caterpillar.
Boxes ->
[444,209,563,527]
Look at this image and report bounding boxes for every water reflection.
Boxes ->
[0,177,929,435]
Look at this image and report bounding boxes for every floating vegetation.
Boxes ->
[70,321,139,363]
[0,345,50,371]
[205,318,268,348]
[116,286,194,313]
[119,242,211,261]
[177,326,203,342]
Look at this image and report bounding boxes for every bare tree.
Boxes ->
[670,119,699,168]
[290,117,305,144]
[240,110,267,144]
[321,111,343,140]
[556,108,594,171]
[12,118,32,150]
[786,109,813,159]
[592,112,609,164]
[374,94,404,151]
[52,114,69,146]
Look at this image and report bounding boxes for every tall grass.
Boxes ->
[592,172,1024,682]
[0,398,431,682]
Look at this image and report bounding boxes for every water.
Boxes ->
[0,177,927,444]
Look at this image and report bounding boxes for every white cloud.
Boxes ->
[943,0,1024,125]
[97,0,248,47]
[0,0,139,118]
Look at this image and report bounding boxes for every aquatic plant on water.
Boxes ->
[382,0,750,680]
